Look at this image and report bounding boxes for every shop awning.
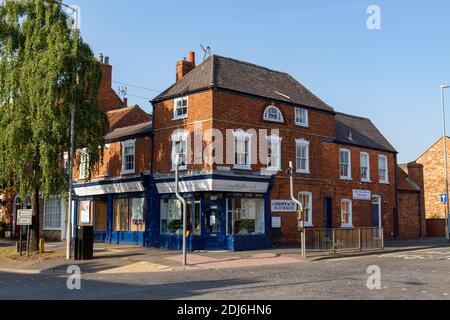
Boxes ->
[74,181,145,197]
[155,176,270,194]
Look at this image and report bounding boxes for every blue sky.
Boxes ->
[72,0,450,163]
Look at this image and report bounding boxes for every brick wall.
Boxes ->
[73,135,151,182]
[426,219,447,237]
[416,138,450,218]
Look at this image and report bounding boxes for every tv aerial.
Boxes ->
[200,44,212,61]
[118,86,128,100]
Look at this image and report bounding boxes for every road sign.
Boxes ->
[17,209,32,226]
[440,194,448,204]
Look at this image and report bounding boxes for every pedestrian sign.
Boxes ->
[441,194,448,204]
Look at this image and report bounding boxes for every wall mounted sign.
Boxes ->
[272,217,282,229]
[156,179,269,194]
[271,200,298,212]
[353,190,372,201]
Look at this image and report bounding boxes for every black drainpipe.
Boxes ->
[150,101,155,174]
[394,153,400,239]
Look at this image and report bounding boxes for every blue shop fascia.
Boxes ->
[72,172,274,251]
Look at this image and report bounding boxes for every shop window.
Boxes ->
[113,197,146,232]
[160,198,200,235]
[94,200,107,232]
[233,198,265,235]
[130,197,146,232]
[114,198,129,231]
[44,196,62,230]
[226,197,233,236]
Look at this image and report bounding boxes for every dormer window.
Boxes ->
[263,105,284,123]
[173,97,188,120]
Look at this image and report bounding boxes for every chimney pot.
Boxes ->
[105,56,110,65]
[189,51,196,65]
[99,53,104,63]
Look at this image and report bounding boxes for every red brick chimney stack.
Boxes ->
[176,51,196,81]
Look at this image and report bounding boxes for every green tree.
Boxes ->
[0,0,108,251]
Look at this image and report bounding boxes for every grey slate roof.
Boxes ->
[104,121,151,142]
[335,113,397,153]
[153,55,333,112]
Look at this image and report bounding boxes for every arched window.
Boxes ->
[263,105,284,123]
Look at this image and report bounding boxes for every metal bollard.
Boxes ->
[39,238,45,254]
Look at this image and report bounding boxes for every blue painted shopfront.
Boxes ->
[73,173,274,252]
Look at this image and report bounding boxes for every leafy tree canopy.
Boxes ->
[0,0,109,200]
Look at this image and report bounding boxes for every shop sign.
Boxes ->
[353,190,372,201]
[271,200,298,212]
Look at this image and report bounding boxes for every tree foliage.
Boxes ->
[0,0,109,200]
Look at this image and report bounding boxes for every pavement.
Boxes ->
[0,246,449,300]
[0,238,448,275]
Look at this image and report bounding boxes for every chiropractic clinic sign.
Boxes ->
[271,200,298,212]
[353,189,372,201]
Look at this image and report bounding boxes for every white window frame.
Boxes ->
[360,152,371,182]
[43,196,62,231]
[172,131,189,171]
[295,108,309,128]
[263,105,284,123]
[233,131,252,170]
[296,139,310,174]
[79,148,89,180]
[173,96,188,120]
[340,149,352,180]
[378,155,389,184]
[266,135,282,172]
[341,199,353,228]
[122,139,136,175]
[298,192,313,227]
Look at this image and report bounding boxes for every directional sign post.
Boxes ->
[17,210,32,257]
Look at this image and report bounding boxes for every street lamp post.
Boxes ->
[174,155,188,266]
[440,84,450,240]
[287,161,305,259]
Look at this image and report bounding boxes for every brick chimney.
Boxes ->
[406,162,424,190]
[176,51,196,81]
[97,55,125,112]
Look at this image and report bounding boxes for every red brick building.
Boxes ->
[1,52,427,248]
[149,52,424,250]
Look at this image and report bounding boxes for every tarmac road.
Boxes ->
[0,247,449,300]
